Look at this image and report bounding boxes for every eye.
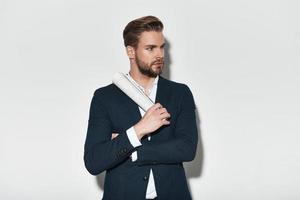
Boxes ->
[146,47,153,51]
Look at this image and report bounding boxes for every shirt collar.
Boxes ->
[126,73,159,88]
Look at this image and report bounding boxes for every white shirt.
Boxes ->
[125,73,158,199]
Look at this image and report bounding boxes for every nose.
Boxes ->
[156,48,164,59]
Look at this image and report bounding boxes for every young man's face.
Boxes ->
[134,31,165,78]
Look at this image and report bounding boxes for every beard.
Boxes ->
[136,56,164,78]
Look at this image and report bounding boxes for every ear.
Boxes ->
[126,46,135,59]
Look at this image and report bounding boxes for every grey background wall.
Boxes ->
[0,0,299,199]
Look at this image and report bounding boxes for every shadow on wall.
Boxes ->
[95,38,204,196]
[184,108,204,198]
[164,39,204,190]
[161,38,171,79]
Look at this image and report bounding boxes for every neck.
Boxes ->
[129,68,156,90]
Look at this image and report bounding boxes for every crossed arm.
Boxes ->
[84,85,198,175]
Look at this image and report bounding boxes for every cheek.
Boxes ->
[140,52,154,61]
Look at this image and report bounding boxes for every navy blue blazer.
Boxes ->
[84,76,198,200]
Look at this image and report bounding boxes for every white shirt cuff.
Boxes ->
[126,126,142,148]
[131,151,138,161]
[126,127,141,162]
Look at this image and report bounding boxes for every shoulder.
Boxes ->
[94,83,115,95]
[159,76,195,107]
[92,83,120,102]
[159,76,192,93]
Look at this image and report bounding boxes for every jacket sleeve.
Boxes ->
[84,90,135,175]
[136,85,198,165]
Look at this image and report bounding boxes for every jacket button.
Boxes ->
[143,176,148,181]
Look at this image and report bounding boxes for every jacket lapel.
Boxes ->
[155,76,170,107]
[126,97,142,124]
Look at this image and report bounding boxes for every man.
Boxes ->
[84,16,198,200]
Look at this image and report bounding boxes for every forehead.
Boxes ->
[138,31,165,46]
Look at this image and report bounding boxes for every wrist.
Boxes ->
[134,123,145,140]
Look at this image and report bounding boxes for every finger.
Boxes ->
[111,133,119,139]
[158,108,167,114]
[151,103,162,111]
[147,103,162,114]
[161,118,170,125]
[160,112,171,119]
[112,135,118,139]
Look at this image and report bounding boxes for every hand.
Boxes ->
[134,103,170,140]
[111,133,119,140]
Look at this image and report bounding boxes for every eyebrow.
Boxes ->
[145,43,166,48]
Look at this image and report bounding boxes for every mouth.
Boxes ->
[153,62,164,66]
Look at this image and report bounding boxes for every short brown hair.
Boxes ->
[123,16,164,48]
